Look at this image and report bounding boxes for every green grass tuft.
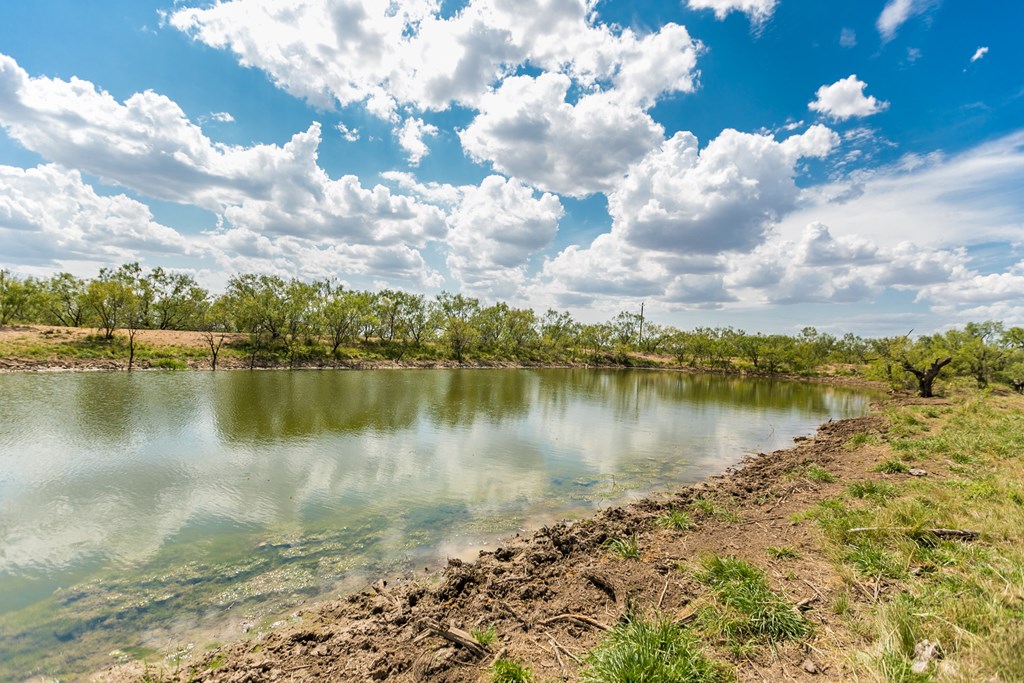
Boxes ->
[848,480,897,500]
[580,615,730,683]
[491,657,533,683]
[657,508,693,531]
[691,497,741,523]
[471,624,498,646]
[603,535,641,559]
[805,463,837,483]
[875,459,910,474]
[694,555,811,647]
[766,546,800,560]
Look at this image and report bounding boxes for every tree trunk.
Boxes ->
[127,329,136,372]
[901,356,952,398]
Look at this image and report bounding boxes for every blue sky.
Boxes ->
[0,0,1021,335]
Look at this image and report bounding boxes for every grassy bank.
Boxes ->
[94,387,1024,682]
[801,391,1024,681]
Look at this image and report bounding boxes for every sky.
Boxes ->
[0,0,1022,336]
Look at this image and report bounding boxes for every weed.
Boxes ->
[692,497,741,523]
[844,540,908,579]
[832,591,851,616]
[580,615,729,683]
[766,546,800,560]
[151,358,188,370]
[604,535,641,559]
[471,624,498,646]
[844,432,875,449]
[875,459,910,474]
[805,463,836,483]
[491,657,533,683]
[695,555,811,647]
[848,481,897,500]
[656,508,692,531]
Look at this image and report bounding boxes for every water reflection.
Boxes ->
[0,369,873,681]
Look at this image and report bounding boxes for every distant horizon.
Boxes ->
[1,0,1022,337]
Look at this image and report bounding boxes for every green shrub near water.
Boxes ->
[150,358,187,370]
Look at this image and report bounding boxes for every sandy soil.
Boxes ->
[90,398,901,683]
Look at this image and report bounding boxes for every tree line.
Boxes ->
[1,264,1022,394]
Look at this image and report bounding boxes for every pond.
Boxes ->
[0,368,873,680]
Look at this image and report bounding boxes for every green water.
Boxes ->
[0,369,873,680]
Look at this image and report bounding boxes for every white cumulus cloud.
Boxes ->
[0,53,446,250]
[0,164,194,266]
[608,124,839,254]
[385,172,564,298]
[686,0,778,24]
[877,0,937,42]
[170,0,702,119]
[460,73,666,197]
[336,122,360,141]
[396,117,439,166]
[809,75,889,121]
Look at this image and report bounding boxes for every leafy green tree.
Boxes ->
[942,321,1006,388]
[372,289,422,355]
[474,302,511,353]
[1003,326,1024,351]
[0,269,40,325]
[834,332,869,364]
[281,279,322,366]
[432,292,480,362]
[222,273,289,368]
[760,335,798,375]
[637,322,670,354]
[43,273,89,327]
[540,309,579,358]
[873,334,952,398]
[403,293,431,347]
[321,284,360,354]
[149,268,209,330]
[1002,359,1024,394]
[200,298,232,371]
[794,326,836,372]
[352,291,380,342]
[374,289,407,343]
[732,331,764,370]
[580,322,612,361]
[610,310,643,347]
[84,267,134,339]
[504,307,539,358]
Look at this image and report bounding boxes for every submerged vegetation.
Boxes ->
[3,264,1024,397]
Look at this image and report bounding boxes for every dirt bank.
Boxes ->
[92,395,903,683]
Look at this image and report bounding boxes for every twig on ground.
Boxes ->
[847,527,979,540]
[538,614,610,631]
[420,618,488,658]
[657,578,670,609]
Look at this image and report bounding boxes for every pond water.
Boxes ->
[0,369,873,680]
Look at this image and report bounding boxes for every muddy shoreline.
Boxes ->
[89,381,893,683]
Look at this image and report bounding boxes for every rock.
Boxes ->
[908,468,928,477]
[802,658,819,674]
[911,639,940,673]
